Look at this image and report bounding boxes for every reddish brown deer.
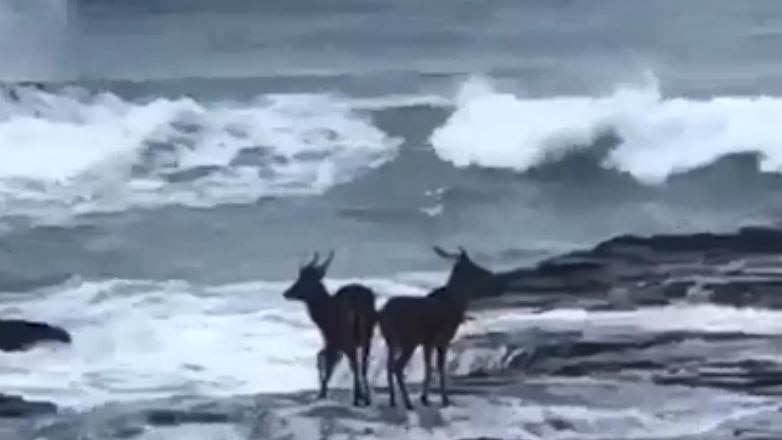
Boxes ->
[378,246,506,409]
[282,251,377,407]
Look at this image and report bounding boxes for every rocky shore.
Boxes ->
[4,226,782,439]
[482,225,782,310]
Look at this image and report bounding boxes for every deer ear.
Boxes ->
[433,246,459,261]
[317,250,335,275]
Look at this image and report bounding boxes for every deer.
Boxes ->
[282,251,377,407]
[378,246,506,409]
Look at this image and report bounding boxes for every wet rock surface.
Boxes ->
[0,319,71,352]
[0,394,57,418]
[4,379,780,440]
[480,225,782,310]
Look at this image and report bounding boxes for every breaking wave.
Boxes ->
[431,76,782,184]
[0,86,399,219]
[8,74,782,226]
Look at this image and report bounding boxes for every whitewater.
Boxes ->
[3,272,782,413]
[432,75,782,184]
[5,77,782,223]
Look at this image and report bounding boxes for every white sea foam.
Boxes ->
[464,303,782,337]
[431,75,782,184]
[0,271,779,413]
[445,303,782,385]
[0,274,434,410]
[0,86,400,220]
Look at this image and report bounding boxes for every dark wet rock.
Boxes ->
[146,408,234,426]
[654,360,782,394]
[456,438,504,440]
[547,417,574,431]
[458,323,782,401]
[0,394,57,418]
[3,380,781,440]
[0,319,71,351]
[229,146,281,167]
[163,165,222,183]
[479,225,782,310]
[12,380,782,440]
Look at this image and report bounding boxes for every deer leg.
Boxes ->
[420,344,433,406]
[386,344,397,407]
[316,349,327,398]
[436,345,450,407]
[318,348,341,400]
[317,349,326,383]
[361,340,372,406]
[347,349,361,407]
[394,346,415,410]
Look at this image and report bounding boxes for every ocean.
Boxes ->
[2,1,782,439]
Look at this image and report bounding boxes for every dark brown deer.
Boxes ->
[378,246,506,409]
[282,251,377,407]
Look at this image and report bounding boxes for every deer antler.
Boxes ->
[306,251,320,268]
[318,250,335,274]
[433,246,459,260]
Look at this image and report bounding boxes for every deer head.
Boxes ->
[433,246,506,298]
[282,250,335,301]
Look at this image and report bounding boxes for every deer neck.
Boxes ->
[430,286,470,318]
[449,294,470,318]
[446,283,472,304]
[302,285,335,339]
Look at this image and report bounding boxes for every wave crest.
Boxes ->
[430,76,782,184]
[0,86,399,219]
